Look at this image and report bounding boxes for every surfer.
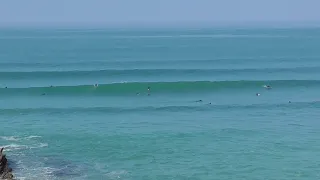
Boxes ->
[263,85,272,90]
[196,100,203,102]
[147,87,150,96]
[256,93,260,96]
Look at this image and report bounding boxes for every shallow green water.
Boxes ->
[1,28,320,180]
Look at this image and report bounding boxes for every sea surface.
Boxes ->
[1,27,320,180]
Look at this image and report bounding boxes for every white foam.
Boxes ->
[1,136,19,141]
[24,135,42,140]
[111,81,128,84]
[3,144,28,151]
[38,143,49,148]
[105,170,128,179]
[14,177,26,180]
[15,166,56,180]
[2,143,48,152]
[29,143,49,149]
[43,167,58,175]
[1,135,42,142]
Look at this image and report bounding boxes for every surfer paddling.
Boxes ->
[263,85,272,90]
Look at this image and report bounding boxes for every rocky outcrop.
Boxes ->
[0,148,13,179]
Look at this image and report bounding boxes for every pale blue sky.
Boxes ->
[1,0,320,27]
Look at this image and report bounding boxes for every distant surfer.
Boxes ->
[263,85,272,90]
[94,84,99,88]
[196,100,203,102]
[41,93,46,96]
[256,93,260,96]
[147,87,150,96]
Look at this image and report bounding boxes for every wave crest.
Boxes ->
[1,80,319,96]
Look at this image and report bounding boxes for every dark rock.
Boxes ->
[0,148,13,179]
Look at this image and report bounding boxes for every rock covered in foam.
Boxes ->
[0,148,13,179]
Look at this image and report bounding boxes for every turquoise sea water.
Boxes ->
[1,28,320,179]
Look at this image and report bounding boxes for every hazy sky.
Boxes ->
[1,0,320,27]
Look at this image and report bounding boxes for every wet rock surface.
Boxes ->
[0,148,13,179]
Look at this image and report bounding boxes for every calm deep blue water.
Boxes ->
[1,28,320,180]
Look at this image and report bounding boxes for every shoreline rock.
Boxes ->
[0,148,13,179]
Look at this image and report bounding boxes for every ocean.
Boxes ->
[1,27,320,180]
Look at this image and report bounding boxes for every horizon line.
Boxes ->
[1,21,320,29]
